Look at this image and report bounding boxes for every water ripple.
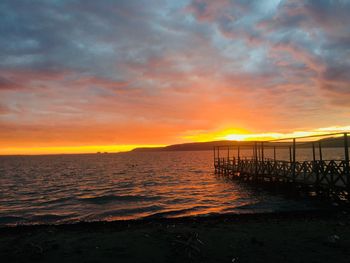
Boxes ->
[0,151,332,226]
[78,194,161,204]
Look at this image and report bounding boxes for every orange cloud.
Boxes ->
[1,66,349,155]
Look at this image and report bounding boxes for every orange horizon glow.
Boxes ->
[0,144,166,156]
[1,125,350,155]
[181,125,350,142]
[1,2,350,156]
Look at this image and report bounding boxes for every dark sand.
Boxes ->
[1,210,350,263]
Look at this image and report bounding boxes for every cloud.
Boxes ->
[0,76,22,90]
[187,0,350,106]
[0,103,12,115]
[0,0,350,151]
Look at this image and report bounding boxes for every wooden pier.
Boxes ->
[214,132,350,198]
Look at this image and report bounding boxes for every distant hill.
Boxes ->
[131,140,288,152]
[131,141,239,152]
[318,136,350,147]
[295,136,350,148]
[131,136,350,152]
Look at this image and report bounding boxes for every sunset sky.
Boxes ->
[1,0,350,154]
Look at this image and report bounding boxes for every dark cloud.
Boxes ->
[0,104,11,114]
[0,0,349,148]
[322,64,350,83]
[0,0,172,79]
[187,0,350,105]
[0,76,22,90]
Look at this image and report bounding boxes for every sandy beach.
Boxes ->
[1,209,350,263]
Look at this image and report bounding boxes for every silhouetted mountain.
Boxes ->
[131,141,238,152]
[131,141,290,152]
[131,136,350,152]
[318,136,350,147]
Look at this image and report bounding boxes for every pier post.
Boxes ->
[289,146,292,182]
[218,146,220,173]
[318,141,324,190]
[254,142,258,180]
[312,143,319,189]
[319,141,323,175]
[344,133,350,192]
[213,146,216,172]
[261,142,265,177]
[292,138,296,182]
[237,146,240,173]
[238,146,240,161]
[227,146,230,168]
[228,146,231,175]
[289,146,292,164]
[319,141,323,161]
[273,146,277,178]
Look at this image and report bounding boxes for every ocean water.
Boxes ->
[0,151,330,226]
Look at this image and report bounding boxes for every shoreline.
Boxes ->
[0,207,343,230]
[1,208,350,262]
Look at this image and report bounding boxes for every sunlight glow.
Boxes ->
[2,125,350,155]
[0,144,165,155]
[181,128,249,142]
[182,126,350,142]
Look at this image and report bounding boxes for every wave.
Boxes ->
[143,205,212,219]
[220,201,279,214]
[113,171,126,175]
[78,194,161,204]
[86,205,163,220]
[0,214,76,226]
[29,213,73,222]
[0,216,28,224]
[163,197,196,204]
[38,196,73,205]
[190,170,205,174]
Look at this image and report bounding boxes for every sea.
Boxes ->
[0,149,342,226]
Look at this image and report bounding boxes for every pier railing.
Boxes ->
[213,132,350,197]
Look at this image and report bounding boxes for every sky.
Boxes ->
[1,0,350,154]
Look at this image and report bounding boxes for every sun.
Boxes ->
[224,134,248,141]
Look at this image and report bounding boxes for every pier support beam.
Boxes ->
[344,133,350,193]
[292,138,296,182]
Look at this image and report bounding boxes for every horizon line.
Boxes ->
[1,131,349,156]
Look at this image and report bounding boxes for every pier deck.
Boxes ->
[214,132,350,198]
